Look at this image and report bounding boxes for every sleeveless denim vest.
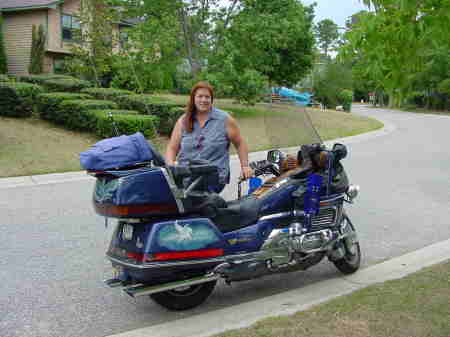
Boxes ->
[177,107,230,184]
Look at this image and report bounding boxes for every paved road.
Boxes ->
[1,106,449,337]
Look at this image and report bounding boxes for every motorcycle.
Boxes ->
[80,110,361,311]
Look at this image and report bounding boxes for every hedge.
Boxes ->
[81,87,134,101]
[18,74,75,85]
[36,92,92,122]
[43,78,93,92]
[87,109,159,138]
[58,99,118,130]
[0,74,9,82]
[114,94,185,135]
[0,82,45,117]
[159,107,185,136]
[115,94,184,115]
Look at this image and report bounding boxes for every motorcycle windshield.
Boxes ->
[260,91,322,151]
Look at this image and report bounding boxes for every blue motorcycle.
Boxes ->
[82,122,361,311]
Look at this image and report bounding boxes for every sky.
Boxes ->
[302,0,369,28]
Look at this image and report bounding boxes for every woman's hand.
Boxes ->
[240,166,254,180]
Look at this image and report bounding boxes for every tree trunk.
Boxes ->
[178,7,201,77]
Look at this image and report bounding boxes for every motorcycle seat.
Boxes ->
[211,196,261,233]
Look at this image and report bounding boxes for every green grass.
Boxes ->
[0,96,383,178]
[0,116,100,177]
[213,260,450,337]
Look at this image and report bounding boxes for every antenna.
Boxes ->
[107,111,120,137]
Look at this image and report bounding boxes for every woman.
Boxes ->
[165,81,253,193]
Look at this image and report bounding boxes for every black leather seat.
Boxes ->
[211,196,261,233]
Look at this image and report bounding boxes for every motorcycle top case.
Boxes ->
[93,167,180,218]
[80,132,153,171]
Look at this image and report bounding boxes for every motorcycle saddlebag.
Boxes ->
[93,167,181,218]
[80,132,153,171]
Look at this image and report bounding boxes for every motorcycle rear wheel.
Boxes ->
[150,280,217,311]
[333,215,361,274]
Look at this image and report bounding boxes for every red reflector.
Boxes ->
[94,202,179,217]
[152,249,224,261]
[127,252,144,262]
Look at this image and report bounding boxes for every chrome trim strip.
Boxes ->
[107,254,226,269]
[259,212,292,221]
[320,195,345,203]
[106,250,264,270]
[160,167,185,214]
[124,274,221,297]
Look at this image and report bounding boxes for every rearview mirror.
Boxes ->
[267,150,284,165]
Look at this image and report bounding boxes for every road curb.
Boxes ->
[0,105,394,190]
[104,239,450,337]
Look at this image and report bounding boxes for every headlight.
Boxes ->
[347,185,360,200]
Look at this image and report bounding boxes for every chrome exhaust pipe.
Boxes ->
[123,273,220,297]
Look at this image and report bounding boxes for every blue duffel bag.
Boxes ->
[80,132,155,170]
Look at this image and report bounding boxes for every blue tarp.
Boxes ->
[273,87,312,106]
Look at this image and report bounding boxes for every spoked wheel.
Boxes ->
[150,280,217,311]
[333,215,361,274]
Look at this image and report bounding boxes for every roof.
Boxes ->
[0,0,63,11]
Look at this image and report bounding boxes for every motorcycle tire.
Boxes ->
[150,280,217,311]
[333,215,361,275]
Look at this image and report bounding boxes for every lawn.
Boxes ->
[0,97,383,178]
[213,260,450,337]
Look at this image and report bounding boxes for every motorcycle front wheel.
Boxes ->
[150,280,217,311]
[332,215,361,274]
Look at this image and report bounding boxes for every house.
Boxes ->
[0,0,132,76]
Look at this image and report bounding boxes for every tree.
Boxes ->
[219,0,315,88]
[341,0,450,108]
[0,15,7,74]
[110,12,182,93]
[28,24,46,74]
[66,0,120,86]
[313,60,353,109]
[121,0,240,77]
[314,19,339,59]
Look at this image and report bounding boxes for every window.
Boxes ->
[62,14,81,41]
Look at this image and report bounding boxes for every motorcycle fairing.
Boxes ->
[148,218,226,252]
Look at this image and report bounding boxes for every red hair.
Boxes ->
[184,81,214,133]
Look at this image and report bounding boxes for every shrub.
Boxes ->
[0,74,9,82]
[36,92,92,122]
[19,74,75,85]
[0,15,7,74]
[28,24,46,74]
[0,82,45,117]
[159,107,184,136]
[338,89,353,112]
[43,78,93,92]
[87,109,159,138]
[313,61,353,109]
[81,87,134,101]
[115,94,183,115]
[437,78,450,96]
[58,99,117,130]
[230,69,267,105]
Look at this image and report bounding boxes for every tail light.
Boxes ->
[94,203,178,217]
[145,249,224,262]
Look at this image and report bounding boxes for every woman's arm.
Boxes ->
[165,116,184,165]
[226,115,253,179]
